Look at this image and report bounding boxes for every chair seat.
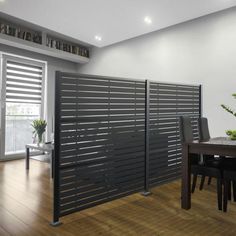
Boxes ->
[222,158,236,171]
[191,165,222,178]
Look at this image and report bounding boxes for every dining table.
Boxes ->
[181,137,236,210]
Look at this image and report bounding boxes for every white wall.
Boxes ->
[0,44,78,141]
[78,7,236,137]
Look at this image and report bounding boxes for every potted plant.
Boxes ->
[32,119,47,144]
[221,93,236,140]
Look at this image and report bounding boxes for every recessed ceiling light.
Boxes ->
[95,35,102,41]
[144,16,152,25]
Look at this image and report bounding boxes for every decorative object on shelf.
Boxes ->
[31,119,47,144]
[226,130,236,140]
[0,19,42,44]
[221,93,236,140]
[46,35,89,58]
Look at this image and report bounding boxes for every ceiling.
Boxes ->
[1,0,236,47]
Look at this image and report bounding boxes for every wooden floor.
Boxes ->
[0,160,236,236]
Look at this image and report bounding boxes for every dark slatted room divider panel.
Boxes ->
[53,72,201,224]
[53,72,146,222]
[148,82,201,186]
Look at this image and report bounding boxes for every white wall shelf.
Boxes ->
[0,33,89,64]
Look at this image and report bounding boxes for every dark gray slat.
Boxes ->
[59,175,111,192]
[60,115,145,123]
[149,118,179,124]
[74,134,110,143]
[60,164,112,179]
[150,95,199,100]
[150,86,200,92]
[150,87,199,93]
[72,144,143,156]
[60,169,144,197]
[60,128,110,138]
[60,150,108,161]
[7,60,43,70]
[150,108,199,113]
[63,77,109,87]
[114,144,145,155]
[61,103,145,110]
[60,150,143,166]
[61,146,143,162]
[76,120,145,130]
[109,80,145,88]
[60,123,77,131]
[78,77,145,88]
[60,176,144,207]
[149,157,174,168]
[149,99,200,105]
[79,114,145,121]
[73,139,113,149]
[149,140,169,146]
[7,66,42,75]
[109,87,144,93]
[6,95,41,101]
[60,97,145,104]
[149,166,182,178]
[7,78,42,86]
[60,137,78,144]
[61,145,111,156]
[60,180,110,197]
[60,109,145,117]
[60,179,143,199]
[60,84,77,91]
[149,167,181,179]
[60,187,111,205]
[60,163,144,196]
[60,152,144,170]
[149,175,180,187]
[6,83,42,91]
[67,148,144,165]
[59,184,143,215]
[78,92,145,99]
[7,72,42,80]
[73,121,144,130]
[150,91,199,97]
[6,89,41,96]
[150,84,199,91]
[150,104,199,109]
[59,187,143,217]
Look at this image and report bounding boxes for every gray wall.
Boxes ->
[78,7,236,137]
[0,44,77,141]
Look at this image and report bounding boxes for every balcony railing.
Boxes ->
[5,115,39,154]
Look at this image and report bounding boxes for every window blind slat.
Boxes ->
[7,78,42,86]
[6,89,41,96]
[6,84,41,91]
[7,66,43,75]
[7,72,42,80]
[7,61,43,70]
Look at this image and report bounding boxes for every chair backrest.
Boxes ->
[179,116,194,143]
[198,117,210,142]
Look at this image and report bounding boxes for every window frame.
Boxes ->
[0,53,47,160]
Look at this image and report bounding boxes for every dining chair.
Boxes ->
[223,169,236,212]
[179,116,223,210]
[198,117,224,189]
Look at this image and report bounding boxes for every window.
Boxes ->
[0,55,46,156]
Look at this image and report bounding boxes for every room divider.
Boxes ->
[52,72,201,225]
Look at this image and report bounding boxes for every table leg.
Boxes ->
[26,147,30,170]
[181,143,191,209]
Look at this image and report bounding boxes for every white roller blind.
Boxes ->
[6,60,43,104]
